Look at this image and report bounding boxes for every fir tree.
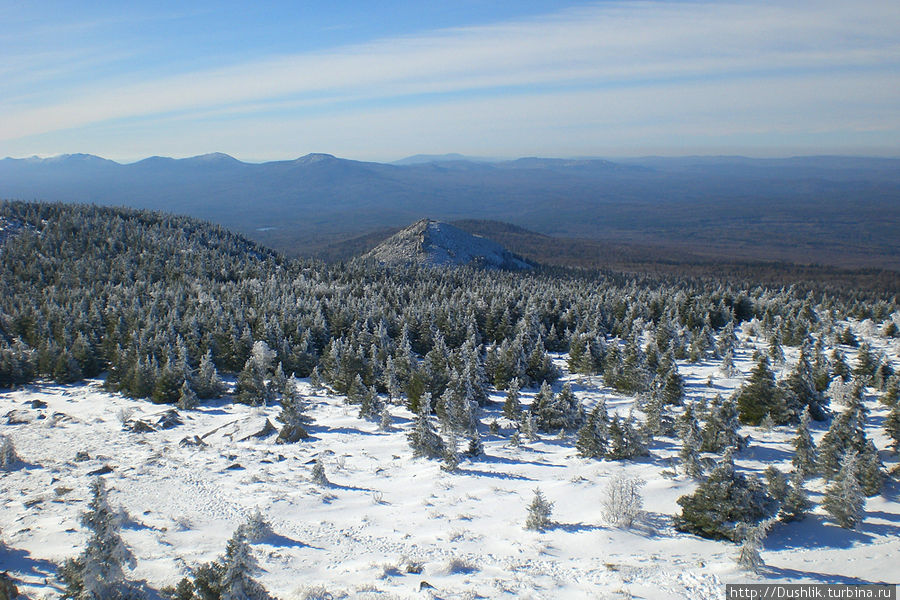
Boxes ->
[885,401,900,453]
[678,405,703,479]
[59,478,133,600]
[791,408,818,478]
[503,378,522,421]
[275,387,309,444]
[220,530,271,600]
[779,471,812,522]
[822,451,865,529]
[310,454,329,486]
[736,356,792,425]
[0,435,18,471]
[407,396,445,459]
[736,519,773,574]
[176,380,198,411]
[674,450,774,541]
[524,488,553,531]
[575,403,609,459]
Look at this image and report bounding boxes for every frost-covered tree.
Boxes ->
[310,455,329,486]
[59,478,134,600]
[0,435,19,470]
[237,509,273,544]
[407,395,445,459]
[779,471,812,523]
[220,530,271,600]
[736,357,792,425]
[531,381,583,432]
[822,451,865,529]
[791,408,818,478]
[736,519,773,574]
[502,378,522,421]
[575,403,608,459]
[764,466,788,505]
[674,450,774,541]
[524,488,553,531]
[678,405,703,479]
[193,350,224,399]
[885,401,900,453]
[600,474,645,528]
[275,386,309,444]
[176,380,198,411]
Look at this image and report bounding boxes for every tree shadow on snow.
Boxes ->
[763,566,884,585]
[308,425,381,437]
[477,453,564,469]
[260,532,316,549]
[736,443,793,465]
[455,467,533,481]
[551,521,604,533]
[765,515,874,550]
[0,544,58,580]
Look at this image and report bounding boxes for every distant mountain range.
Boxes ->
[2,152,899,270]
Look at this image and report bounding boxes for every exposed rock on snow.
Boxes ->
[365,219,532,270]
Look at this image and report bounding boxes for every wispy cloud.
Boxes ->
[2,0,899,157]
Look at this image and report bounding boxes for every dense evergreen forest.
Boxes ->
[1,200,896,408]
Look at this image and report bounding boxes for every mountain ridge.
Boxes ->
[2,152,899,271]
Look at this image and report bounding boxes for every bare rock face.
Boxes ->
[364,219,532,270]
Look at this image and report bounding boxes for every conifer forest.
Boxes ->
[1,200,899,599]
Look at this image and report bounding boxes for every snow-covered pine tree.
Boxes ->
[176,380,198,411]
[310,455,329,486]
[407,395,445,459]
[575,403,609,459]
[791,407,818,478]
[220,529,271,600]
[59,478,134,600]
[193,349,224,399]
[779,470,812,522]
[275,386,309,444]
[0,435,18,470]
[524,488,553,531]
[736,519,773,574]
[677,405,703,479]
[885,400,900,453]
[237,509,273,544]
[503,378,522,421]
[674,449,774,541]
[822,451,865,529]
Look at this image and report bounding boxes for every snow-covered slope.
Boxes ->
[1,320,898,600]
[365,219,532,270]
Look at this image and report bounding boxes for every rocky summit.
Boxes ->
[364,218,532,270]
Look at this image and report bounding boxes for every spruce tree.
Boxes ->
[220,530,271,600]
[0,435,18,471]
[407,396,445,459]
[791,408,818,478]
[524,488,553,531]
[176,380,198,411]
[503,378,522,421]
[674,450,773,541]
[779,471,812,522]
[678,405,703,479]
[575,403,608,459]
[885,401,900,453]
[822,451,865,529]
[60,478,133,600]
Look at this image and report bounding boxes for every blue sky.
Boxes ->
[2,0,899,162]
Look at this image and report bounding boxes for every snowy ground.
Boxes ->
[1,322,899,599]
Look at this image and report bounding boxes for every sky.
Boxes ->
[2,0,899,162]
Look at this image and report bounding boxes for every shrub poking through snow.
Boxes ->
[525,488,554,531]
[601,474,645,528]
